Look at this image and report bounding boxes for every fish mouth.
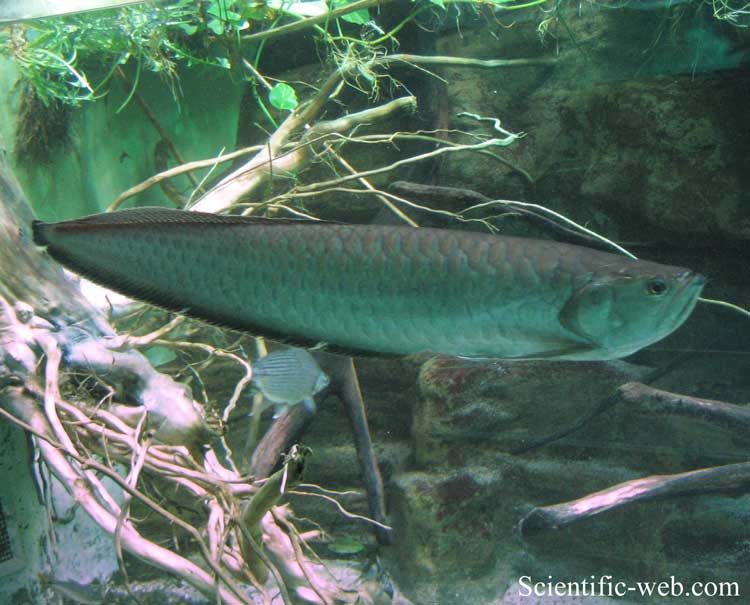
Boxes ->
[687,272,706,288]
[670,271,706,328]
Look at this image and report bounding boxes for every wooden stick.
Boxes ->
[315,353,392,545]
[520,462,750,535]
[250,404,316,479]
[618,382,750,432]
[240,0,396,44]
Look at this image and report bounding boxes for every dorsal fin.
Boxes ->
[64,206,336,227]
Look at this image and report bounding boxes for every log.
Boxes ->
[520,461,750,535]
[618,381,750,433]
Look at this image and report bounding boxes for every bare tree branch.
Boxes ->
[520,462,750,535]
[618,382,750,432]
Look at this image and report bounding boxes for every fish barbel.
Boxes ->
[32,207,705,360]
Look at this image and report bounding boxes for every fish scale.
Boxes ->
[32,207,705,360]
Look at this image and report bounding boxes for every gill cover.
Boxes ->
[559,277,617,345]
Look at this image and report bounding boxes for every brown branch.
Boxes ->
[520,462,750,535]
[511,354,698,455]
[239,451,311,604]
[250,404,316,479]
[315,353,392,545]
[161,47,551,215]
[0,388,252,605]
[618,382,750,432]
[240,0,396,44]
[192,93,416,213]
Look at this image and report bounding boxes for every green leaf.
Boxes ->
[341,8,370,24]
[144,346,177,367]
[268,82,298,110]
[207,19,225,35]
[177,23,199,35]
[428,0,445,7]
[207,1,225,18]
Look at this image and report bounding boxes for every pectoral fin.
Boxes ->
[512,342,597,360]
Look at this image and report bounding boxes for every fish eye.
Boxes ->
[646,278,668,296]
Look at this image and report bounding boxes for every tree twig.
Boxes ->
[618,382,750,433]
[240,0,396,44]
[520,461,750,535]
[0,389,253,605]
[192,93,416,213]
[116,67,199,190]
[107,144,265,211]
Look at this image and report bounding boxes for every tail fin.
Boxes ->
[31,220,49,246]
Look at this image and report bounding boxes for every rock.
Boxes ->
[387,458,657,602]
[414,357,649,465]
[432,5,750,243]
[497,580,636,604]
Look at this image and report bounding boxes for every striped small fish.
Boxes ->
[251,347,329,414]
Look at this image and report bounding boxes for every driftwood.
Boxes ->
[0,145,395,604]
[511,353,698,455]
[520,383,750,535]
[192,92,417,214]
[251,352,393,546]
[250,403,316,479]
[317,353,392,545]
[520,461,750,535]
[618,381,750,433]
[388,180,613,248]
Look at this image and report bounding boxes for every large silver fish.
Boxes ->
[32,207,705,360]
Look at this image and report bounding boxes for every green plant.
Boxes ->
[0,0,556,111]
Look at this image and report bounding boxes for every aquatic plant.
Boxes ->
[0,0,554,109]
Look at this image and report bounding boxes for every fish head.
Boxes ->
[560,260,705,359]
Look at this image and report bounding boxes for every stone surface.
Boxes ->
[414,358,649,465]
[382,345,750,604]
[432,4,750,243]
[0,424,119,605]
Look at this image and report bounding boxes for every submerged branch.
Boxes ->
[0,388,253,605]
[241,0,396,44]
[293,137,515,196]
[191,90,415,213]
[239,446,311,603]
[107,145,265,211]
[385,53,556,69]
[326,146,418,227]
[618,382,750,433]
[190,44,551,215]
[520,461,750,535]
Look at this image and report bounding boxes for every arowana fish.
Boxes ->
[32,207,705,361]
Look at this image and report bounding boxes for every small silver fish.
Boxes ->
[252,347,329,414]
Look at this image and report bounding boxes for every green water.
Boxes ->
[0,1,748,604]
